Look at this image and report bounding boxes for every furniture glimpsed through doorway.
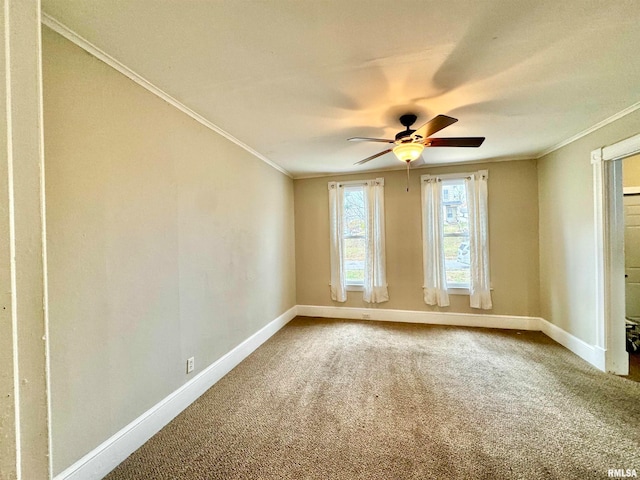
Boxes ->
[623,154,640,381]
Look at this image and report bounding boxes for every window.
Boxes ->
[328,178,388,303]
[421,170,491,309]
[343,186,366,286]
[441,179,470,289]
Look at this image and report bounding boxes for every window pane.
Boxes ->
[344,237,365,284]
[344,188,365,238]
[442,179,470,287]
[442,182,468,233]
[443,235,470,286]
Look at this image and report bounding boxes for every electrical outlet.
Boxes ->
[187,357,194,374]
[362,313,371,320]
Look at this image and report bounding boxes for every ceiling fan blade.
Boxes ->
[411,115,458,141]
[348,137,395,143]
[426,137,485,147]
[354,148,393,165]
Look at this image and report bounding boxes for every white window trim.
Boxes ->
[342,182,367,288]
[448,286,494,295]
[442,176,471,291]
[448,287,470,295]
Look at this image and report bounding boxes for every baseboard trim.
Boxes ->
[296,305,540,330]
[297,306,608,372]
[54,306,298,480]
[538,318,606,371]
[54,306,609,479]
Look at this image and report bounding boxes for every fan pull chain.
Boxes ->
[406,161,410,192]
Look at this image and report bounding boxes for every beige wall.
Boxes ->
[295,160,540,317]
[623,153,640,187]
[538,109,640,345]
[43,28,296,474]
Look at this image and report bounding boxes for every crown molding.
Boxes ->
[40,13,292,179]
[537,100,640,159]
[42,12,640,179]
[292,155,536,180]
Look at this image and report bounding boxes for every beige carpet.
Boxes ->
[106,317,640,479]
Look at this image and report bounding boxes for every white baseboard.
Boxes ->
[296,305,540,330]
[55,305,611,480]
[297,305,608,372]
[538,318,606,371]
[54,306,298,480]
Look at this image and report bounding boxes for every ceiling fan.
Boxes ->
[348,113,485,167]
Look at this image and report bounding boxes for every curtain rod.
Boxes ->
[328,179,384,189]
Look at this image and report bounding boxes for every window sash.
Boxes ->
[343,185,366,286]
[441,178,470,289]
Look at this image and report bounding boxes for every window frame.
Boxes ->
[441,177,471,292]
[421,171,493,296]
[339,180,369,290]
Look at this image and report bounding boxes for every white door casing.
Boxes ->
[1,0,52,478]
[592,133,640,374]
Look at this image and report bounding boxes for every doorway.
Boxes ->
[622,154,640,380]
[592,133,640,375]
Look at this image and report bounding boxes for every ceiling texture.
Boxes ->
[42,0,640,178]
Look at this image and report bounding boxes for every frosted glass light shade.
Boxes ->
[393,143,424,162]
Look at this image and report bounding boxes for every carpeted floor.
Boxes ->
[106,317,640,480]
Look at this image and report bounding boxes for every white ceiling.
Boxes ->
[42,0,640,178]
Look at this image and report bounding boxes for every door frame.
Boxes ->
[592,133,640,374]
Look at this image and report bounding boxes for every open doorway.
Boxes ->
[592,134,640,376]
[622,154,640,381]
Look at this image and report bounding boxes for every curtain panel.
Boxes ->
[421,176,450,307]
[465,171,492,309]
[363,178,389,303]
[328,178,388,304]
[328,182,347,302]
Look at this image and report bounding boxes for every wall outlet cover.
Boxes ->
[187,357,195,374]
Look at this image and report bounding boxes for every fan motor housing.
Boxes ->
[396,113,418,141]
[395,129,415,141]
[399,114,417,127]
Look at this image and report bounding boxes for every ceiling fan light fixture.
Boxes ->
[393,142,424,162]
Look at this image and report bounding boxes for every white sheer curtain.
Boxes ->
[328,182,346,302]
[363,178,389,303]
[465,170,492,309]
[421,175,450,307]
